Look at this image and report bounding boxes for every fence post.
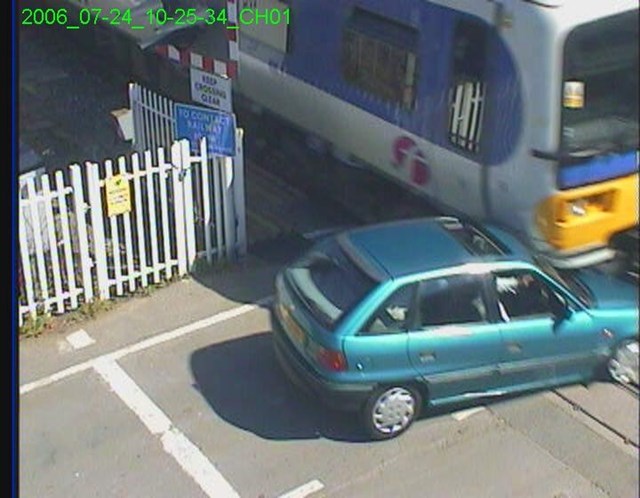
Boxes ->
[129,83,141,151]
[198,138,213,264]
[222,155,235,261]
[171,141,188,276]
[55,170,80,309]
[18,185,37,321]
[182,140,197,271]
[157,147,173,280]
[105,159,124,296]
[130,153,149,288]
[41,175,65,313]
[144,149,161,283]
[233,128,247,257]
[25,178,50,312]
[117,156,136,292]
[70,164,94,303]
[213,156,224,263]
[86,161,111,300]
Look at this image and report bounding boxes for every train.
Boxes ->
[36,0,640,268]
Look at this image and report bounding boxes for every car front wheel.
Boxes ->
[362,385,422,440]
[607,339,639,387]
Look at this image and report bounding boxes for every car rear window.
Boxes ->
[438,218,506,256]
[287,239,376,330]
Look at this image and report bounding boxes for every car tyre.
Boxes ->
[362,385,422,441]
[607,339,639,387]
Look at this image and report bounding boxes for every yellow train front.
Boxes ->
[528,2,638,267]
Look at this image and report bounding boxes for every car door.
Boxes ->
[406,273,503,404]
[341,284,418,385]
[491,269,602,391]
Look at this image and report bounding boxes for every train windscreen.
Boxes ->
[561,10,639,157]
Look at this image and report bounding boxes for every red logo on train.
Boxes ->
[392,136,430,186]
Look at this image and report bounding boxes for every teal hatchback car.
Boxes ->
[271,217,639,440]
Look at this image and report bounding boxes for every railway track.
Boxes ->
[616,381,640,399]
[552,384,639,449]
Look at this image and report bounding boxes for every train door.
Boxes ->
[428,16,491,220]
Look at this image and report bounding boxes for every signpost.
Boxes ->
[174,103,236,157]
[190,67,233,113]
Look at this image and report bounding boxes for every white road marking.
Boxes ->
[93,359,239,498]
[278,479,325,498]
[20,298,271,395]
[451,406,486,421]
[66,329,95,350]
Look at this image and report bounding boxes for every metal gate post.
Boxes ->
[233,128,247,257]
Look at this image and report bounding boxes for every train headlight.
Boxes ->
[569,199,587,217]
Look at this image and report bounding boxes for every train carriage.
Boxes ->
[235,0,639,267]
[38,0,639,267]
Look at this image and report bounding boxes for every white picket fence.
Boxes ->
[18,137,246,326]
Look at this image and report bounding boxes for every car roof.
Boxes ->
[344,217,531,278]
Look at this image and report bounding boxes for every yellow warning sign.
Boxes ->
[105,175,132,217]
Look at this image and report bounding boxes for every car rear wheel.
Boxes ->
[362,385,422,441]
[607,339,639,386]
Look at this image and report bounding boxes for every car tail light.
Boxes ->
[315,346,348,372]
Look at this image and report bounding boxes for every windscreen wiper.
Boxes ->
[532,143,636,162]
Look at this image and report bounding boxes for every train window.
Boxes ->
[341,8,419,109]
[448,19,488,154]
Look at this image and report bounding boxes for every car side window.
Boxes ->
[361,284,416,335]
[493,270,563,321]
[418,275,488,328]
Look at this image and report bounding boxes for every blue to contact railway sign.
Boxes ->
[174,103,236,157]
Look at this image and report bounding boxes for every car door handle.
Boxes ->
[506,342,522,354]
[419,351,436,363]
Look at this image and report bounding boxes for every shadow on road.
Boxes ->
[189,233,313,307]
[190,330,371,442]
[189,329,518,443]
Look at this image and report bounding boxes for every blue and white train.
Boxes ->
[43,0,640,267]
[234,0,638,267]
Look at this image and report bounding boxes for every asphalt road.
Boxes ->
[19,261,640,498]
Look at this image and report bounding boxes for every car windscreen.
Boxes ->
[286,239,377,330]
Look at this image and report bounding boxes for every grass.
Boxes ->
[18,276,185,338]
[18,299,116,338]
[18,256,229,339]
[19,313,52,338]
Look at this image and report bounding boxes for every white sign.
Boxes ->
[190,68,232,113]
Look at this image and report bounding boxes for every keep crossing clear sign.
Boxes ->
[174,103,236,157]
[190,67,232,113]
